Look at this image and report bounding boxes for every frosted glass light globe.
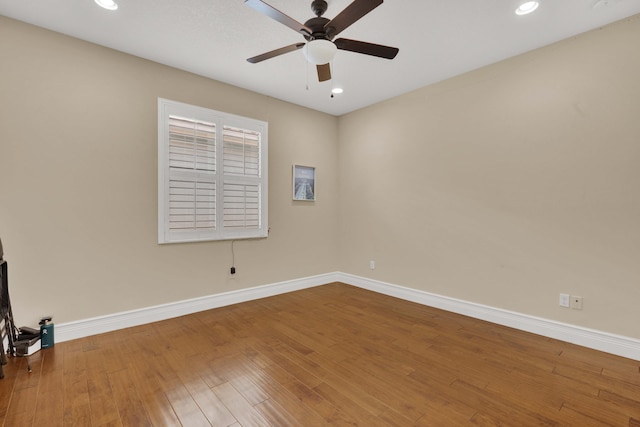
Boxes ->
[303,40,337,65]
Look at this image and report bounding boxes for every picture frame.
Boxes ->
[293,164,316,201]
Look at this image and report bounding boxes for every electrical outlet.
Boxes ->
[369,260,376,270]
[559,293,570,308]
[571,296,583,310]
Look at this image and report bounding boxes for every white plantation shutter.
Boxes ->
[168,117,216,235]
[222,126,262,230]
[158,99,268,243]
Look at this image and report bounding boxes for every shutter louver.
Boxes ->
[223,126,260,177]
[223,182,260,229]
[168,179,215,231]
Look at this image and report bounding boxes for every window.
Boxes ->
[158,98,268,243]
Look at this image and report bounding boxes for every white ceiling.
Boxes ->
[1,0,640,116]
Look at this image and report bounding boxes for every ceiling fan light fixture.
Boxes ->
[95,0,118,10]
[515,1,539,15]
[303,39,337,65]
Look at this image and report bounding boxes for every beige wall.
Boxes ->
[2,14,639,341]
[0,17,339,325]
[338,16,640,339]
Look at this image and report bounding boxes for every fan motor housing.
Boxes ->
[303,17,331,41]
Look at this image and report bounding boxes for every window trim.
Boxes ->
[158,98,268,244]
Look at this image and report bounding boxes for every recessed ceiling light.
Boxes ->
[592,0,611,8]
[95,0,118,11]
[331,88,344,94]
[515,0,539,15]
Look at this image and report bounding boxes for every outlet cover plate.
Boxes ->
[571,296,583,310]
[559,293,570,308]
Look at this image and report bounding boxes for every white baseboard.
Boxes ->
[338,273,640,362]
[56,272,340,343]
[55,271,640,361]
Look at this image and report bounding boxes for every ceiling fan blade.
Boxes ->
[245,0,312,36]
[247,43,305,63]
[324,0,383,38]
[334,38,399,59]
[317,63,331,82]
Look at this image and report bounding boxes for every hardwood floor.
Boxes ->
[0,282,638,426]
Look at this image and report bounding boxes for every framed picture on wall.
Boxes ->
[293,165,316,201]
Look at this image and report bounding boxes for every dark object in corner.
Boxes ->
[0,240,44,377]
[39,317,54,349]
[18,326,40,337]
[14,327,41,357]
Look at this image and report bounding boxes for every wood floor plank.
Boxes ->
[62,346,92,426]
[210,354,273,405]
[603,366,640,387]
[183,375,237,426]
[107,367,153,426]
[413,399,475,426]
[313,353,426,422]
[598,389,640,419]
[40,345,64,374]
[450,378,558,426]
[81,340,126,426]
[0,363,19,422]
[249,340,325,391]
[163,383,212,427]
[1,378,38,426]
[554,362,640,403]
[253,398,300,427]
[122,348,182,426]
[558,404,620,426]
[158,338,238,426]
[12,353,42,392]
[212,381,271,427]
[139,390,182,427]
[32,369,64,427]
[243,362,329,427]
[62,376,91,425]
[313,381,406,427]
[87,372,122,426]
[0,282,637,426]
[554,404,618,426]
[269,341,402,420]
[274,377,360,427]
[229,342,357,425]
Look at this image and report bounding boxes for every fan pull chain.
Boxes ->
[330,60,335,98]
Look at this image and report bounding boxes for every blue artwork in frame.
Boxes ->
[293,165,315,201]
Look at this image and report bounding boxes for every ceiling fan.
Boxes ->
[245,0,399,82]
